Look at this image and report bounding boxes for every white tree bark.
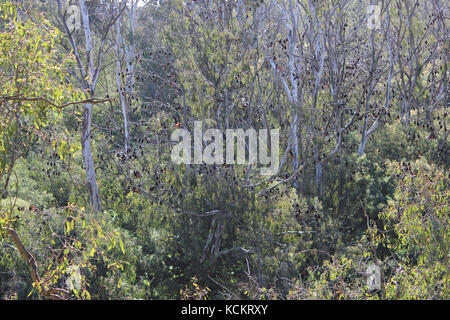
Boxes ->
[56,0,122,211]
[115,18,130,154]
[357,3,392,157]
[270,0,302,189]
[79,0,101,211]
[115,0,137,155]
[81,103,101,212]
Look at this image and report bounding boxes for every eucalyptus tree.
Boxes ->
[113,0,140,155]
[389,0,448,158]
[53,0,126,211]
[0,2,124,300]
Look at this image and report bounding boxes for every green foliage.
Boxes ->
[379,160,449,299]
[284,159,449,300]
[0,1,80,196]
[0,2,125,300]
[0,0,447,300]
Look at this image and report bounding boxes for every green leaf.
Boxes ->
[119,238,125,254]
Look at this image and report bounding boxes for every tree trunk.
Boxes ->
[115,19,130,154]
[81,103,101,212]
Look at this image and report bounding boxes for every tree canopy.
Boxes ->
[0,0,448,300]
